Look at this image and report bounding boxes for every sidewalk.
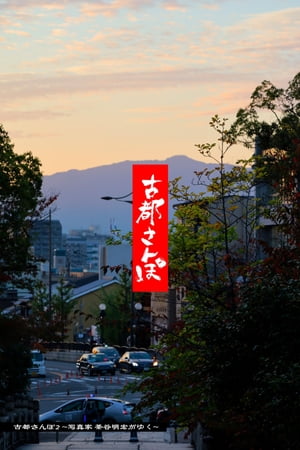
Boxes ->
[17,430,194,449]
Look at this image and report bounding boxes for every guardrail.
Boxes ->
[42,343,158,361]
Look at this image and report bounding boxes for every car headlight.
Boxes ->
[132,362,139,367]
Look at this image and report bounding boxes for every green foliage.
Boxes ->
[51,278,74,342]
[89,269,132,345]
[0,123,57,288]
[25,280,55,342]
[125,73,300,449]
[0,125,58,395]
[30,280,49,314]
[104,230,132,246]
[235,72,300,153]
[15,279,74,344]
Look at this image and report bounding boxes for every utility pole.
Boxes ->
[48,209,52,319]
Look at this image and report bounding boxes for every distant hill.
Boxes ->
[42,155,219,234]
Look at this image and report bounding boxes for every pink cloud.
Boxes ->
[0,68,255,106]
[80,0,154,17]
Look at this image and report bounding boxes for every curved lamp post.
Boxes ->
[132,302,143,346]
[100,192,140,346]
[101,193,132,204]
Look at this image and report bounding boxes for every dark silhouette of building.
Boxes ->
[30,219,62,262]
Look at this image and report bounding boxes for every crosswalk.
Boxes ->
[30,371,139,388]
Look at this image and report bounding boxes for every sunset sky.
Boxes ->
[1,0,299,175]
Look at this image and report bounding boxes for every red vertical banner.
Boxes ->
[132,164,168,292]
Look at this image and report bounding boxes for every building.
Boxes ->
[99,244,132,280]
[64,278,122,345]
[30,219,62,262]
[31,223,112,277]
[63,228,110,272]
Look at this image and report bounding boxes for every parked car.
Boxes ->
[92,345,120,366]
[118,351,155,373]
[39,396,134,424]
[28,350,46,377]
[76,353,116,376]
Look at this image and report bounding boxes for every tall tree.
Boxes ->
[52,277,74,342]
[126,73,300,449]
[0,124,56,395]
[95,268,132,346]
[26,280,62,343]
[99,264,146,346]
[235,72,300,250]
[0,124,55,289]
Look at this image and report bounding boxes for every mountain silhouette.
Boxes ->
[42,155,217,234]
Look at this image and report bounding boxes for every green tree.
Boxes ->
[52,277,74,342]
[0,123,56,288]
[0,124,57,394]
[25,280,61,343]
[126,73,300,449]
[235,72,300,156]
[97,268,132,345]
[98,265,145,346]
[125,118,259,440]
[168,115,257,313]
[235,72,300,250]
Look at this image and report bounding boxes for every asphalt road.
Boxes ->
[28,359,142,443]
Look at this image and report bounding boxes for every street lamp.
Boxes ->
[101,193,132,204]
[99,303,106,344]
[134,302,142,311]
[132,302,143,347]
[100,192,138,347]
[48,209,52,317]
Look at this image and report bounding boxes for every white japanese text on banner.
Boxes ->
[132,164,168,292]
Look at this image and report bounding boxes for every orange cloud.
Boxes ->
[52,28,67,37]
[5,29,30,36]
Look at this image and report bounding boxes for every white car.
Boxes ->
[28,350,46,377]
[39,397,134,424]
